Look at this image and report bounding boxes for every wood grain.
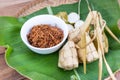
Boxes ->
[15,0,78,17]
[0,47,29,80]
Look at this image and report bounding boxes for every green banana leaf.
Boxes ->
[0,0,120,80]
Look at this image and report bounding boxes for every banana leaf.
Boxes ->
[0,0,120,80]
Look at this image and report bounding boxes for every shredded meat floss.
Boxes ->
[27,24,64,48]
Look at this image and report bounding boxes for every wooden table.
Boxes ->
[0,0,31,79]
[0,0,120,80]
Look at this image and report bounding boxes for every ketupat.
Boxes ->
[56,1,120,79]
[84,33,98,63]
[58,10,120,80]
[68,28,81,43]
[58,41,79,70]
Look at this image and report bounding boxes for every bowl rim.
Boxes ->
[20,14,68,51]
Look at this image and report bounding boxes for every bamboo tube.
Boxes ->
[77,32,87,74]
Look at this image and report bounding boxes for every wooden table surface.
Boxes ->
[0,0,120,17]
[0,0,120,80]
[0,1,31,80]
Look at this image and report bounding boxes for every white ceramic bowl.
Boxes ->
[20,15,68,54]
